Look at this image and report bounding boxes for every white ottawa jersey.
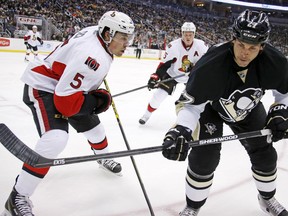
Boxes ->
[21,26,113,117]
[24,30,42,47]
[163,38,208,83]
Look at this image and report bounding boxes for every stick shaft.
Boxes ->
[0,123,271,168]
[104,80,155,216]
[112,73,186,98]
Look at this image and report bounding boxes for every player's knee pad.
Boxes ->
[250,144,277,172]
[188,145,221,175]
[35,129,68,158]
[83,123,106,144]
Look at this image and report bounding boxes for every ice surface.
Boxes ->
[0,52,287,216]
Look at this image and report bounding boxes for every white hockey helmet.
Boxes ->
[181,22,196,33]
[32,25,37,29]
[98,11,135,44]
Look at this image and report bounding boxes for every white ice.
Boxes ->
[0,52,287,216]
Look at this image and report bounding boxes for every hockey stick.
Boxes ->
[112,73,186,98]
[0,123,271,168]
[104,79,155,216]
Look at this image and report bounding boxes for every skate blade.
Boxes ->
[98,164,123,177]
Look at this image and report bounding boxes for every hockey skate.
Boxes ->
[139,112,152,125]
[97,159,122,176]
[1,187,34,216]
[24,57,29,62]
[179,206,200,216]
[258,194,288,216]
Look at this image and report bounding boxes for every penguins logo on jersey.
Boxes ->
[85,56,100,71]
[205,123,217,135]
[219,88,263,122]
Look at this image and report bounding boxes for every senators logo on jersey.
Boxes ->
[178,55,193,72]
[85,56,100,71]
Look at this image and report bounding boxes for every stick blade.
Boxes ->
[0,123,40,167]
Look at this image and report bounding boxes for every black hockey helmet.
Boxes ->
[233,9,271,44]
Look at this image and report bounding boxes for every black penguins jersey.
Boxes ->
[185,41,288,123]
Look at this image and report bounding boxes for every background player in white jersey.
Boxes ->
[161,10,288,216]
[1,11,134,216]
[24,25,43,62]
[139,22,208,125]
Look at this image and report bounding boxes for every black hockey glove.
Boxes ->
[37,37,43,45]
[90,89,112,114]
[24,41,29,49]
[265,104,288,142]
[162,125,192,161]
[147,73,159,90]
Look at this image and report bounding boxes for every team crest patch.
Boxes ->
[204,123,217,135]
[178,55,192,72]
[85,56,100,71]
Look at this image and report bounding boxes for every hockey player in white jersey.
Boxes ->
[24,25,43,62]
[139,22,208,125]
[1,11,134,216]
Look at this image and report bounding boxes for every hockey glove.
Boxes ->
[265,104,288,142]
[162,125,192,161]
[24,41,29,49]
[37,37,43,45]
[90,89,112,114]
[147,73,159,90]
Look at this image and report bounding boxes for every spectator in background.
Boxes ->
[135,37,144,59]
[74,24,81,33]
[150,37,159,49]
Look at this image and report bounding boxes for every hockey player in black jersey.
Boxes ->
[161,9,288,216]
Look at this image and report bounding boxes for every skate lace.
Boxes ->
[180,206,199,216]
[266,197,285,214]
[102,160,119,170]
[15,194,34,216]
